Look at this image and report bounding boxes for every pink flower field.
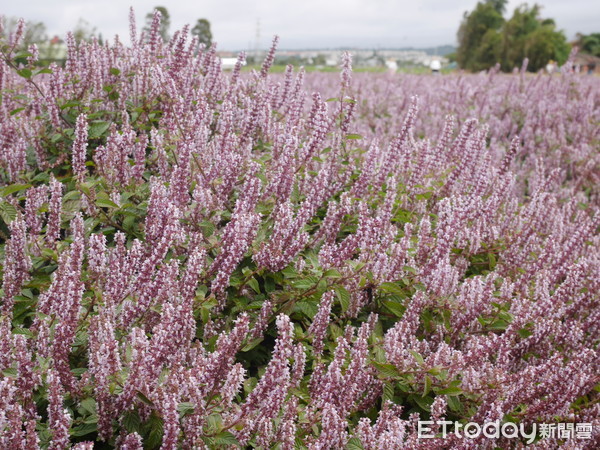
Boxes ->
[0,11,599,449]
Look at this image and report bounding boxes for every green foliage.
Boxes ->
[191,19,212,48]
[457,1,505,71]
[500,4,569,71]
[575,32,600,57]
[0,17,47,48]
[457,1,570,72]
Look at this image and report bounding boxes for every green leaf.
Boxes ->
[136,391,154,406]
[346,437,365,450]
[80,398,97,415]
[248,277,261,294]
[17,68,32,79]
[517,328,533,338]
[95,198,119,209]
[70,422,98,437]
[409,350,425,365]
[110,67,121,76]
[323,269,342,278]
[12,327,34,338]
[0,202,18,224]
[446,395,463,412]
[437,386,463,396]
[488,319,510,331]
[2,184,31,197]
[9,107,25,116]
[372,362,400,378]
[423,375,432,397]
[411,394,433,412]
[89,121,111,139]
[177,402,196,416]
[403,265,418,275]
[199,221,215,237]
[488,252,497,269]
[334,285,350,313]
[214,431,240,446]
[145,413,164,449]
[345,133,363,140]
[294,300,318,319]
[242,337,264,352]
[291,276,319,290]
[382,298,405,318]
[379,282,405,296]
[2,368,17,378]
[122,410,141,433]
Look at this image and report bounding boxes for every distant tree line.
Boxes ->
[1,6,212,54]
[574,32,600,58]
[456,0,571,72]
[143,6,212,47]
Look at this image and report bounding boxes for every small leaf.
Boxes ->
[95,198,119,209]
[248,277,261,294]
[70,422,98,437]
[145,413,164,449]
[382,382,395,403]
[89,121,111,139]
[517,328,533,338]
[323,269,342,278]
[372,362,400,378]
[437,386,463,396]
[411,394,433,412]
[347,437,365,450]
[2,184,31,197]
[199,221,215,237]
[242,337,264,352]
[214,431,240,446]
[2,368,17,378]
[122,410,141,433]
[409,350,425,365]
[379,282,405,296]
[177,402,196,416]
[17,68,32,79]
[291,276,319,290]
[423,375,432,397]
[382,298,405,318]
[136,391,154,406]
[334,285,350,313]
[80,398,97,415]
[0,202,18,224]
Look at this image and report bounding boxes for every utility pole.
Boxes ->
[254,19,261,63]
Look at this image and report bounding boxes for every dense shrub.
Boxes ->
[0,10,598,449]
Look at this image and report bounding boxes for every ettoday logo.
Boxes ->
[417,420,593,444]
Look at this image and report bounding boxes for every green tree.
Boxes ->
[144,6,170,42]
[191,18,212,48]
[487,0,508,14]
[500,4,569,71]
[457,1,570,72]
[575,32,600,57]
[456,1,505,71]
[72,19,98,43]
[0,17,47,47]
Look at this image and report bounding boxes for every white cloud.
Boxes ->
[3,0,598,50]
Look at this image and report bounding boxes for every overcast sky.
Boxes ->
[2,0,599,50]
